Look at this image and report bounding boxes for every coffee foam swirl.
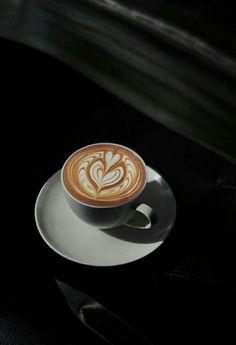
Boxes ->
[63,145,146,206]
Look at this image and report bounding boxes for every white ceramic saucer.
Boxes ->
[35,167,176,267]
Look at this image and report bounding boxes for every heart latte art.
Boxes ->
[63,144,146,206]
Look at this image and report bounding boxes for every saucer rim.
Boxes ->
[34,167,176,267]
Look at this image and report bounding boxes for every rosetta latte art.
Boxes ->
[63,145,146,206]
[73,151,138,198]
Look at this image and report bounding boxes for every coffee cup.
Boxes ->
[61,143,156,229]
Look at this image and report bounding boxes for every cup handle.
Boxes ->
[125,203,157,230]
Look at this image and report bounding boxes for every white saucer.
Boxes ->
[35,167,176,267]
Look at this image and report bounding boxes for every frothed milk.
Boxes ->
[63,143,146,207]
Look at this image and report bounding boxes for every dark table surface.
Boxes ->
[1,37,236,344]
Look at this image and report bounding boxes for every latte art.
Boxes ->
[63,144,146,207]
[78,151,135,197]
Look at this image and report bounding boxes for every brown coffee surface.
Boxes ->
[62,144,146,206]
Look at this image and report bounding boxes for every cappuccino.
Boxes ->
[62,143,146,207]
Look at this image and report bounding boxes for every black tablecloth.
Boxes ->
[1,38,236,344]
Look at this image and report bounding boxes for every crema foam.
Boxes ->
[62,143,146,207]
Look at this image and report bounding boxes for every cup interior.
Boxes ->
[61,143,147,208]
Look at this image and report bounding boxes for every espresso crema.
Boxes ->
[62,144,146,207]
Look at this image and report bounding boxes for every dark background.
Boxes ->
[1,1,236,343]
[1,37,236,343]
